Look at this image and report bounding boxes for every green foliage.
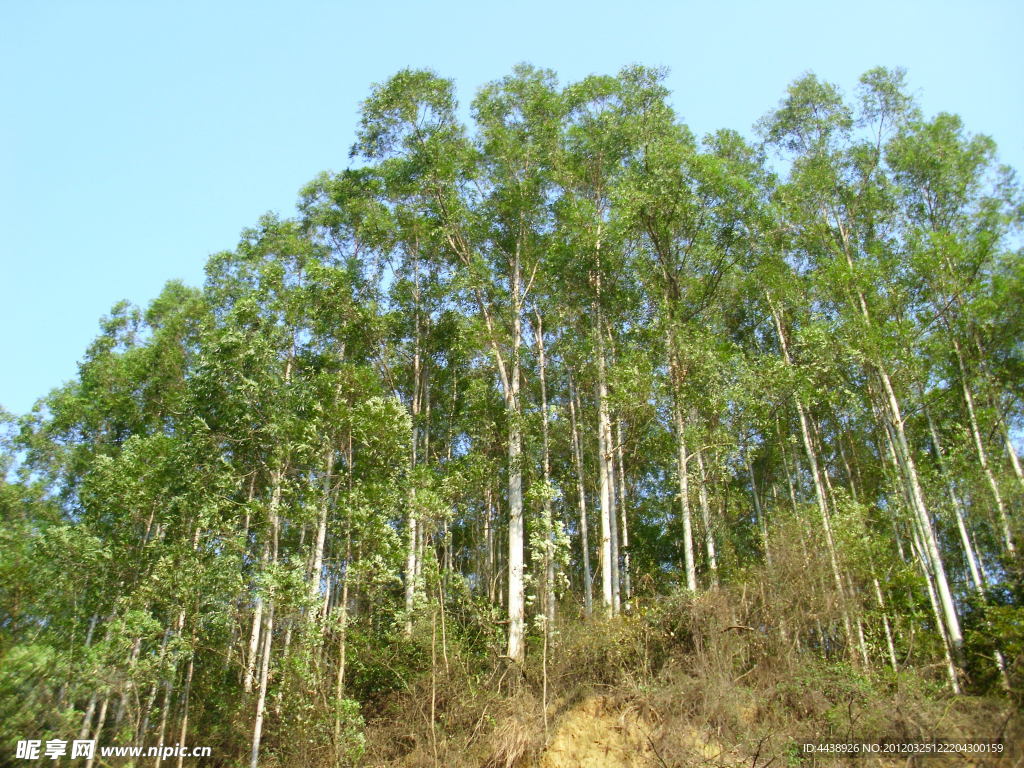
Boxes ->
[2,64,1022,767]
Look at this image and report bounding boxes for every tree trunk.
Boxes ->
[746,452,770,566]
[311,445,335,608]
[506,249,525,663]
[770,301,856,661]
[568,380,593,617]
[1000,418,1024,494]
[244,541,269,694]
[485,488,496,604]
[674,401,697,592]
[404,301,423,636]
[334,528,352,746]
[909,523,960,694]
[153,671,174,767]
[923,401,986,590]
[832,221,965,674]
[876,404,962,692]
[137,626,170,744]
[249,603,275,768]
[85,695,109,768]
[871,568,899,671]
[615,418,632,605]
[924,399,1010,687]
[952,336,1015,555]
[596,318,618,615]
[535,312,556,628]
[695,448,719,588]
[877,369,964,661]
[175,639,195,768]
[249,462,282,767]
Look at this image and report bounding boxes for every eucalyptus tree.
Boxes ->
[5,68,1024,765]
[888,111,1023,558]
[615,73,765,593]
[354,66,565,662]
[6,281,234,758]
[884,108,1023,686]
[762,69,972,686]
[555,69,655,613]
[198,208,416,764]
[469,65,563,653]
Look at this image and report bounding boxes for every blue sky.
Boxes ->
[2,0,1022,415]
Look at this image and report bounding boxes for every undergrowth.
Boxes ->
[355,573,1021,767]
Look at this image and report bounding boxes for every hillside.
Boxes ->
[358,587,1019,767]
[2,65,1022,766]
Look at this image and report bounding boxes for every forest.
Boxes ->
[1,65,1022,767]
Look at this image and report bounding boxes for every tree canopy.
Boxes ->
[2,65,1022,766]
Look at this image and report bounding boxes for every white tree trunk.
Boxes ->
[871,570,899,671]
[876,399,962,691]
[953,337,1015,555]
[1001,422,1024,493]
[615,419,632,605]
[311,446,334,607]
[770,302,855,657]
[878,369,964,657]
[334,529,352,746]
[505,251,525,662]
[909,524,960,694]
[924,403,987,591]
[695,448,718,588]
[404,317,422,636]
[249,466,282,767]
[924,401,1010,687]
[674,403,697,592]
[244,541,269,693]
[569,381,593,617]
[249,604,275,768]
[596,329,618,615]
[536,314,556,627]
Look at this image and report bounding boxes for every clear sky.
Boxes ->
[2,0,1022,415]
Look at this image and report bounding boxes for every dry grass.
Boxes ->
[359,564,1021,767]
